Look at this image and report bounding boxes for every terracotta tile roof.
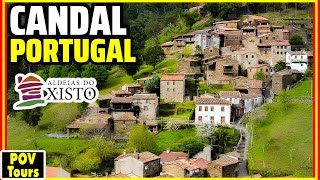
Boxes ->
[213,20,240,24]
[46,166,67,178]
[213,155,239,166]
[247,64,270,69]
[132,93,157,100]
[114,113,137,121]
[241,93,261,99]
[270,41,290,46]
[190,158,209,170]
[195,97,232,105]
[159,151,189,162]
[146,121,158,126]
[161,75,185,81]
[225,151,241,159]
[110,97,133,104]
[111,90,133,95]
[248,79,263,89]
[163,159,200,171]
[115,151,160,163]
[122,83,142,88]
[219,91,242,98]
[161,41,174,47]
[249,15,269,21]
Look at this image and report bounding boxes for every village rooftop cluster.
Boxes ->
[46,14,312,178]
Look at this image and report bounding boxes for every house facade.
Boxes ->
[114,151,161,178]
[207,153,240,177]
[162,159,204,177]
[113,113,138,133]
[247,64,271,86]
[132,93,158,121]
[225,51,259,70]
[203,56,239,84]
[160,75,185,102]
[195,97,231,125]
[286,51,312,73]
[272,69,303,94]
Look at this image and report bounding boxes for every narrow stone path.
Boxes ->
[232,120,249,177]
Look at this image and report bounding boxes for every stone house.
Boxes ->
[113,113,138,133]
[241,27,257,36]
[225,51,259,70]
[46,166,70,178]
[202,56,239,84]
[66,110,112,136]
[122,84,143,94]
[247,64,271,86]
[242,35,260,53]
[212,20,241,31]
[177,59,202,78]
[243,15,269,27]
[160,75,185,102]
[132,93,158,121]
[161,41,174,55]
[159,149,189,163]
[286,51,312,73]
[195,97,231,125]
[207,153,240,177]
[220,32,242,51]
[109,97,138,119]
[114,151,161,177]
[257,41,291,66]
[274,29,290,41]
[162,159,205,177]
[111,90,133,97]
[231,76,263,95]
[258,33,279,44]
[272,69,303,94]
[203,47,219,58]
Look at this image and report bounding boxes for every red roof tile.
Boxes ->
[46,166,67,178]
[190,158,209,170]
[159,151,189,162]
[195,97,232,105]
[115,151,160,163]
[161,75,185,81]
[249,15,269,21]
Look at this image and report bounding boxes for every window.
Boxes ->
[301,64,303,66]
[211,106,214,111]
[210,116,214,121]
[167,82,169,85]
[144,106,148,110]
[246,55,248,58]
[300,56,303,59]
[277,46,279,49]
[266,69,268,72]
[173,88,175,92]
[295,56,297,59]
[221,116,225,124]
[277,52,279,55]
[252,55,254,58]
[198,116,203,121]
[199,106,202,111]
[173,82,175,85]
[205,106,208,111]
[221,106,225,112]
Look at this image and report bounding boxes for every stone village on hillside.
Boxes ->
[47,13,312,178]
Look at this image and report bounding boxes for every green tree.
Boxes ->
[274,60,287,72]
[176,138,205,156]
[144,75,160,93]
[253,71,266,81]
[195,45,202,55]
[278,91,290,111]
[16,108,43,126]
[143,44,165,68]
[304,66,312,78]
[213,126,239,152]
[182,44,193,57]
[81,63,109,86]
[73,148,101,173]
[289,34,304,46]
[128,124,158,153]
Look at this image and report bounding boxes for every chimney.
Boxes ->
[166,148,170,153]
[123,150,126,155]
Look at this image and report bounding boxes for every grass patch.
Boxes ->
[133,59,178,80]
[99,66,134,95]
[191,16,216,31]
[256,9,312,25]
[245,80,312,177]
[198,82,234,95]
[159,101,195,121]
[286,79,312,99]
